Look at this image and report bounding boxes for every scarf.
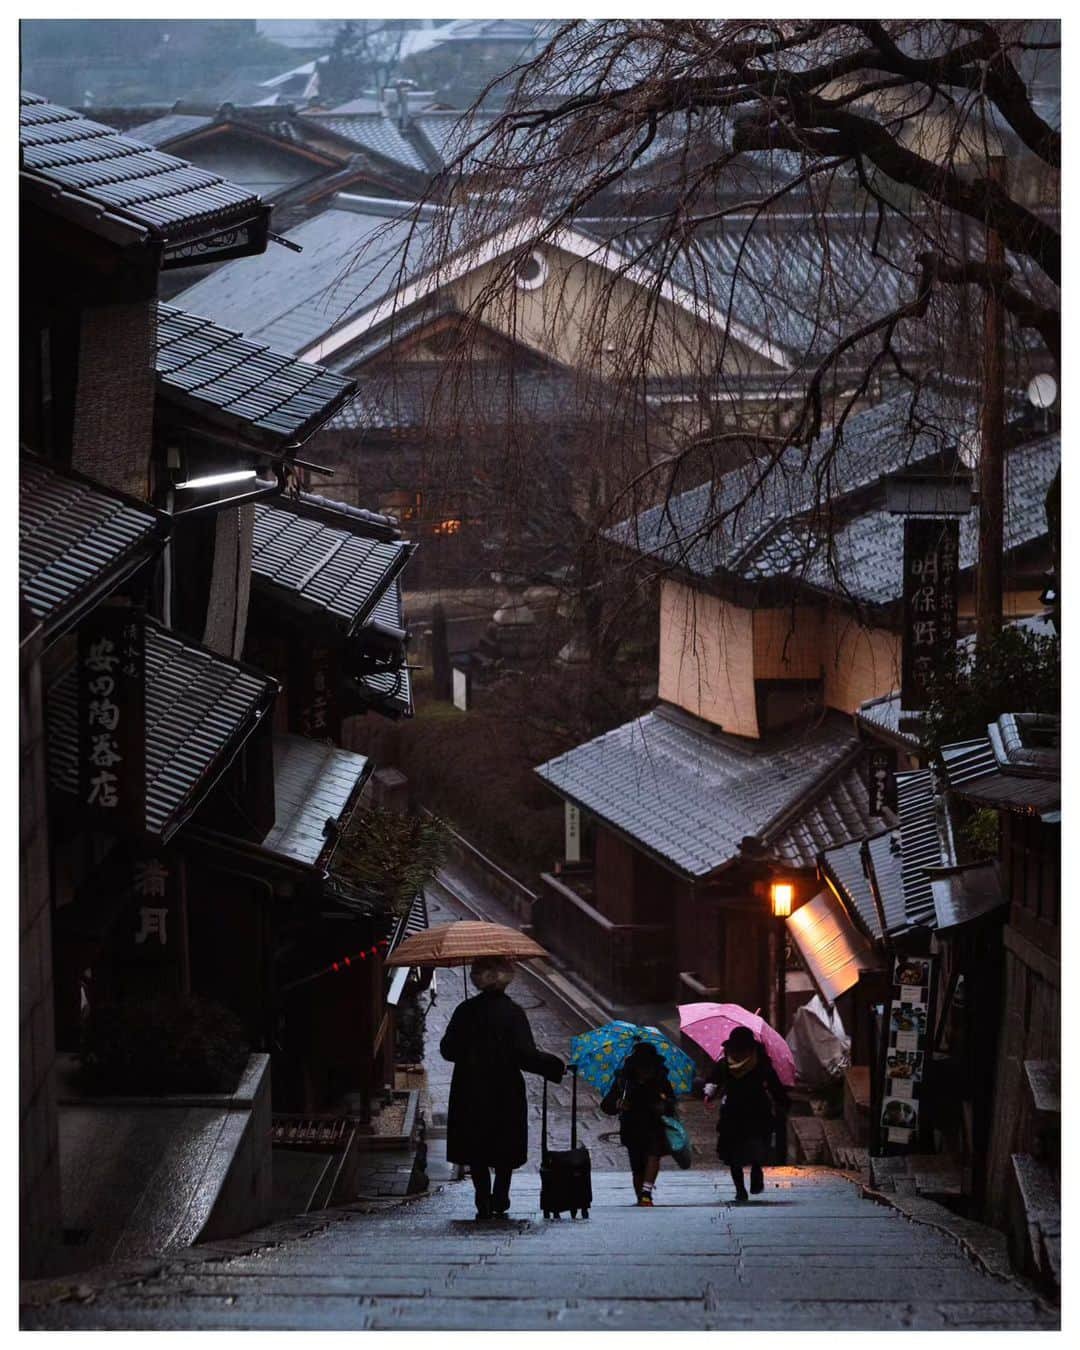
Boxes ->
[725,1047,759,1079]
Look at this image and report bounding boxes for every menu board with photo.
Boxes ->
[879,955,935,1146]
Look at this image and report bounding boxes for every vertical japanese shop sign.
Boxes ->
[900,518,960,710]
[868,747,897,816]
[290,644,341,741]
[78,605,145,834]
[879,955,935,1147]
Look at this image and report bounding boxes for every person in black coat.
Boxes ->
[704,1026,789,1202]
[601,1042,676,1206]
[440,956,564,1219]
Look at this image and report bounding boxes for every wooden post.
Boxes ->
[977,157,1006,644]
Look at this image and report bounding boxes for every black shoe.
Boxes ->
[733,1188,749,1204]
[492,1201,510,1216]
[475,1206,492,1221]
[749,1167,764,1195]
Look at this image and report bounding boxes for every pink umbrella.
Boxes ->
[678,1002,797,1087]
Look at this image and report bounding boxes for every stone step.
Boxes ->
[789,1116,826,1164]
[820,1117,855,1168]
[1011,1152,1060,1292]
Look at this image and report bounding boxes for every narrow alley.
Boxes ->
[20,874,1057,1332]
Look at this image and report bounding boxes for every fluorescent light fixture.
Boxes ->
[175,470,258,490]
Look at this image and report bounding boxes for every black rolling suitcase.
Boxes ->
[540,1064,592,1219]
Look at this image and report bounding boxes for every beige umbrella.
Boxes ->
[385,920,547,968]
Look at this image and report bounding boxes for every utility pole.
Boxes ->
[977,156,1006,644]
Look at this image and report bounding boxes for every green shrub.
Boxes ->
[79,992,249,1095]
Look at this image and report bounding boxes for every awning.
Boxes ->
[261,733,371,870]
[20,457,170,645]
[930,863,1008,933]
[787,889,883,1005]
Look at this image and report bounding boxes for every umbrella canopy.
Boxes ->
[569,1021,696,1097]
[384,919,548,968]
[678,1003,797,1087]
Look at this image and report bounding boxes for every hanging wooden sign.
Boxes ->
[77,603,146,835]
[900,518,960,711]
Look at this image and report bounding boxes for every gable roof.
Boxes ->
[20,92,270,260]
[172,202,430,356]
[20,457,170,644]
[536,705,877,878]
[155,303,356,450]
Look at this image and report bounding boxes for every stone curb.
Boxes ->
[855,1175,1057,1313]
[19,1187,445,1310]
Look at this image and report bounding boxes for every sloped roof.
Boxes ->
[155,304,356,449]
[895,767,952,932]
[125,113,214,147]
[536,706,873,878]
[172,203,429,355]
[865,829,905,935]
[20,458,170,643]
[820,835,886,941]
[251,499,412,634]
[608,388,974,581]
[350,580,414,720]
[20,92,268,251]
[304,114,433,174]
[46,619,277,842]
[262,733,371,867]
[788,887,882,1003]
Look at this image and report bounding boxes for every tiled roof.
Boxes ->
[609,388,973,580]
[19,458,169,642]
[865,829,905,935]
[329,363,589,434]
[46,619,276,842]
[20,92,268,249]
[819,836,884,941]
[125,113,214,147]
[262,733,370,867]
[895,767,952,932]
[353,581,414,720]
[595,213,912,364]
[940,715,1060,817]
[931,863,1006,932]
[305,115,433,174]
[536,706,870,878]
[767,762,879,870]
[172,204,429,355]
[155,304,356,449]
[780,434,1060,605]
[251,500,412,635]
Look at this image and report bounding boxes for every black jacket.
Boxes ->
[602,1068,675,1157]
[706,1048,789,1166]
[440,989,563,1168]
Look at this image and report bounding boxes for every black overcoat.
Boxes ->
[706,1051,789,1167]
[440,989,563,1168]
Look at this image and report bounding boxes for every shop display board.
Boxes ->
[879,954,936,1147]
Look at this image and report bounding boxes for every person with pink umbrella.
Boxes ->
[703,1025,790,1203]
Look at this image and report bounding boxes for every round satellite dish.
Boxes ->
[1027,373,1058,409]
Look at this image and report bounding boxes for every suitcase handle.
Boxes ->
[541,1063,578,1159]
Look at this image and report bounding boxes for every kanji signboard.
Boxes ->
[900,518,960,711]
[868,748,897,816]
[77,604,145,833]
[290,644,341,740]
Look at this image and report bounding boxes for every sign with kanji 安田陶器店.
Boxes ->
[900,518,960,711]
[78,604,146,834]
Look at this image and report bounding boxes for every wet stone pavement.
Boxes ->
[21,1168,1058,1330]
[21,883,1058,1330]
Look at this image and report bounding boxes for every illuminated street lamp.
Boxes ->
[770,881,793,1036]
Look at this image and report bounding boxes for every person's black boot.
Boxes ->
[749,1165,765,1195]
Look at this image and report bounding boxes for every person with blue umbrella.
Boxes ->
[600,1041,677,1206]
[571,1022,695,1206]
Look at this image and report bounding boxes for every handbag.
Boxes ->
[661,1114,692,1169]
